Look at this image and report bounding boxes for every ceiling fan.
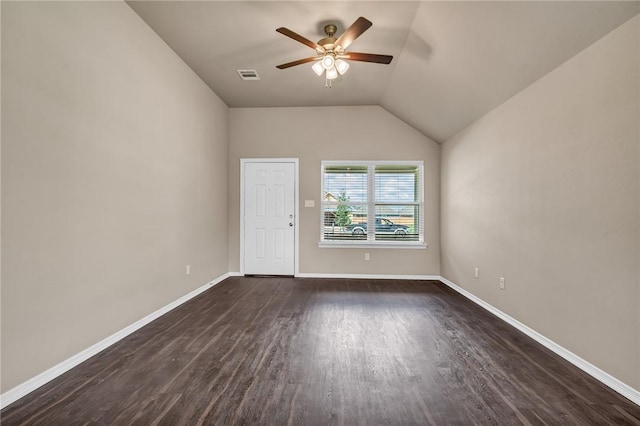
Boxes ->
[275,17,393,87]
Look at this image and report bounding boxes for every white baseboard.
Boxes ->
[0,273,232,410]
[296,273,441,280]
[438,276,640,406]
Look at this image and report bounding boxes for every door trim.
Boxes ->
[240,158,299,276]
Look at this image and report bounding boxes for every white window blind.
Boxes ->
[321,161,424,247]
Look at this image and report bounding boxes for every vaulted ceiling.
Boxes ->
[128,1,639,142]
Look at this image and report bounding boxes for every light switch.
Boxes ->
[304,200,315,207]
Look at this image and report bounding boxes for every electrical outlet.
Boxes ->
[499,277,505,290]
[474,267,479,279]
[364,253,370,261]
[186,265,191,276]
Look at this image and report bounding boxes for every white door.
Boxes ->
[243,161,296,275]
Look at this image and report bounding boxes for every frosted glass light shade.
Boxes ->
[321,55,335,70]
[311,61,324,76]
[335,59,349,75]
[325,66,338,80]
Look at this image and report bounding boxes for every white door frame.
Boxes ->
[240,158,299,276]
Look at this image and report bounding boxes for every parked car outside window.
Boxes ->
[346,217,409,236]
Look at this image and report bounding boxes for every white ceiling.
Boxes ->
[128,1,639,142]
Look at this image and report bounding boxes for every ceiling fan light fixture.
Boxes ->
[275,17,392,87]
[321,55,335,70]
[311,60,324,76]
[335,59,349,75]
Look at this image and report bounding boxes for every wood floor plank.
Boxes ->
[2,277,639,425]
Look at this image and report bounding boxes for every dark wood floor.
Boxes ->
[2,277,639,425]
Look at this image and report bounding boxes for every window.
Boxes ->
[320,161,425,248]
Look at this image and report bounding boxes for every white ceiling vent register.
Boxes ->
[237,70,260,80]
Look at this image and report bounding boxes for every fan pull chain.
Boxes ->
[325,77,332,88]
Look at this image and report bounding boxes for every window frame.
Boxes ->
[319,160,427,249]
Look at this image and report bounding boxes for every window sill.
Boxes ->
[318,241,428,250]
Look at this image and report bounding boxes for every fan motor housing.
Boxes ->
[318,37,337,50]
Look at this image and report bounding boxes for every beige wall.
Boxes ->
[1,2,229,392]
[441,16,639,389]
[229,106,440,276]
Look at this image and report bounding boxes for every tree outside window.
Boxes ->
[334,191,352,227]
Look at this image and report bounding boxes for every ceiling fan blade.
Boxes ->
[276,57,319,69]
[335,17,372,50]
[344,52,393,64]
[276,27,324,52]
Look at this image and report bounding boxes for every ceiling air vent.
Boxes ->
[237,70,260,81]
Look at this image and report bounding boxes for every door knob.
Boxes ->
[289,223,293,227]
